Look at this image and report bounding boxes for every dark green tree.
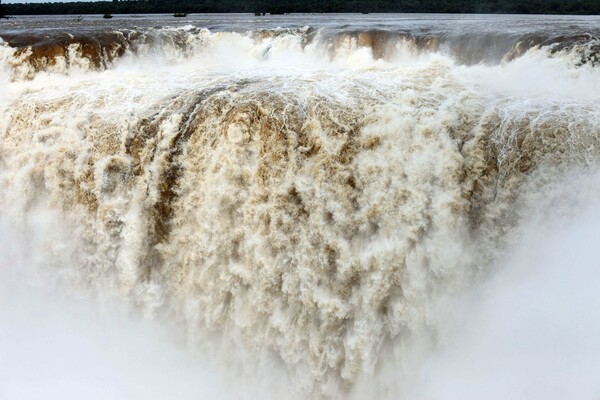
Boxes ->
[3,0,600,15]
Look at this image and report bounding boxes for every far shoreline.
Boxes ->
[2,0,600,17]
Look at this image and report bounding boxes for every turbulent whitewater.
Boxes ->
[1,13,600,399]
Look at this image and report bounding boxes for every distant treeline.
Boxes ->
[3,0,600,15]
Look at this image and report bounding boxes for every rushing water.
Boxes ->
[1,13,600,399]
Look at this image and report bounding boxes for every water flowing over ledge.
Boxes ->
[1,14,600,79]
[1,14,600,399]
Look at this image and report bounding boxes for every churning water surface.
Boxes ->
[1,13,600,400]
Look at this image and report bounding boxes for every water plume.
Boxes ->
[1,14,600,399]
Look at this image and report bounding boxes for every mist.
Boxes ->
[412,170,600,400]
[0,217,236,400]
[3,173,600,400]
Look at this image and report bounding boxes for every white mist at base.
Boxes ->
[0,217,237,400]
[411,170,600,400]
[3,171,600,400]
